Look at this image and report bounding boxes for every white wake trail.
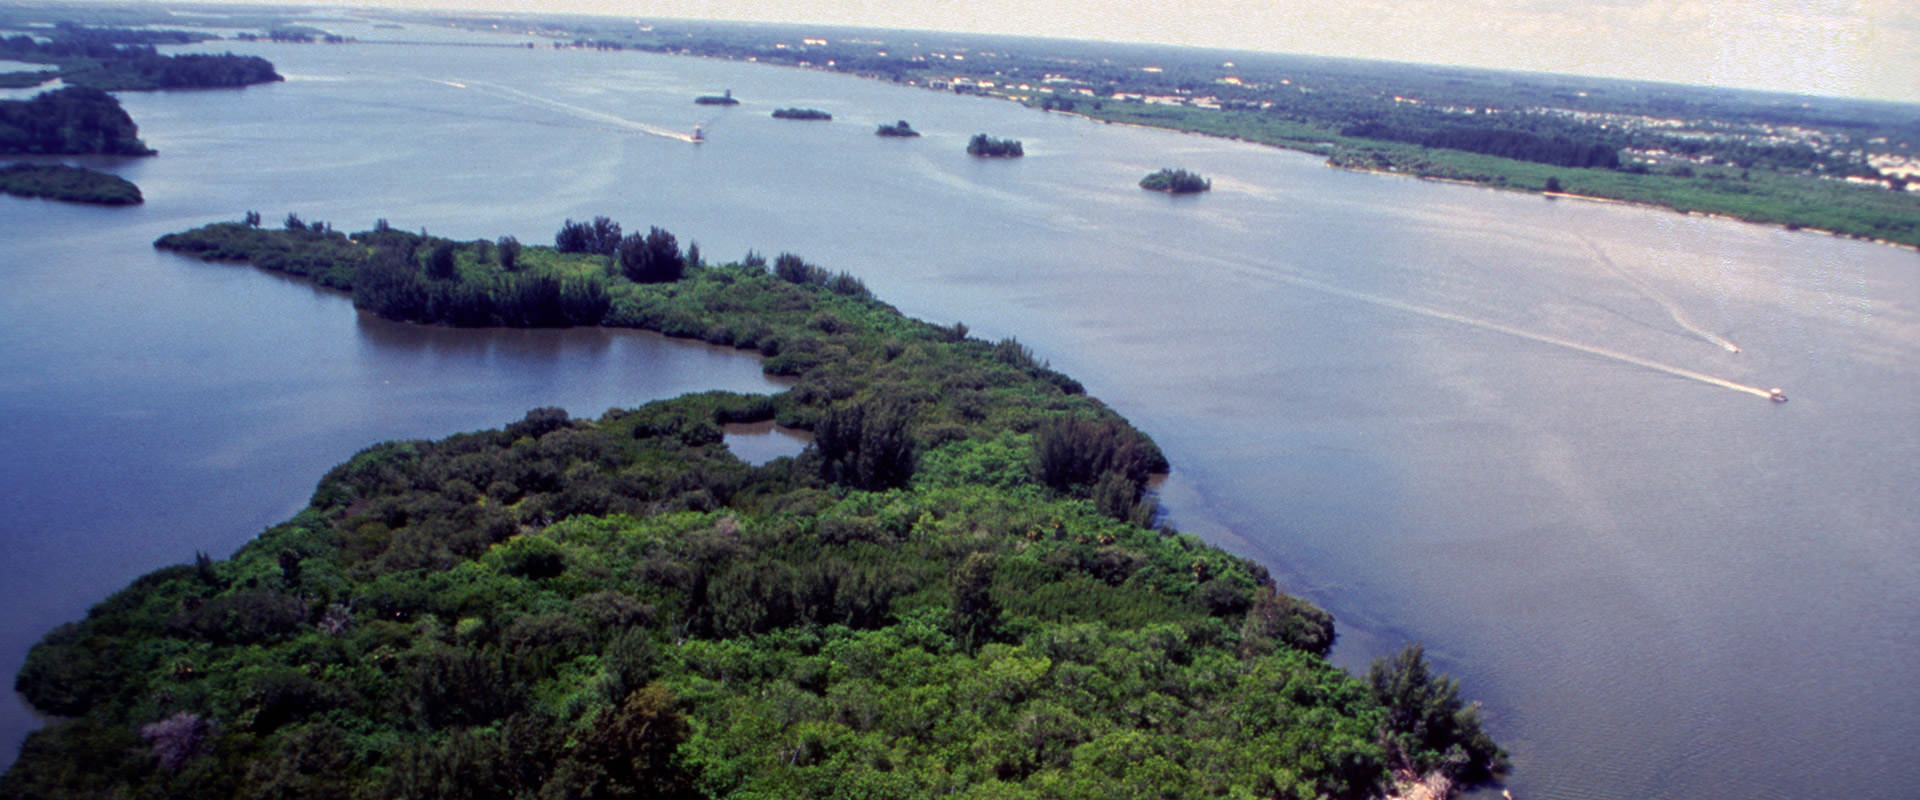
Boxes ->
[1156,244,1784,402]
[1579,235,1742,353]
[1275,270,1779,400]
[426,78,699,142]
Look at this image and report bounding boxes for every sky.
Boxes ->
[242,0,1920,103]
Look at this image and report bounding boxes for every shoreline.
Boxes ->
[1052,107,1920,253]
[436,23,1915,253]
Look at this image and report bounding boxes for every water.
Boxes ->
[722,420,812,466]
[3,29,1916,800]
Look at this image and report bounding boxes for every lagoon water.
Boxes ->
[3,24,1917,800]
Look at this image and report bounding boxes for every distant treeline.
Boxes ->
[0,87,153,155]
[1341,120,1621,169]
[0,28,281,90]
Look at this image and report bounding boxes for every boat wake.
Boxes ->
[1273,268,1783,401]
[1579,235,1742,353]
[1159,245,1785,402]
[424,78,700,142]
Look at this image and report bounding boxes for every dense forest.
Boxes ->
[772,108,832,120]
[0,86,153,155]
[1339,120,1621,169]
[875,119,920,137]
[0,162,141,204]
[3,218,1506,799]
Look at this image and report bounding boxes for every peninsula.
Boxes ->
[0,24,280,91]
[1,216,1505,798]
[0,87,153,156]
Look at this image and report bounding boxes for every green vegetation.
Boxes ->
[0,162,141,204]
[967,133,1024,157]
[875,119,919,137]
[1139,168,1210,194]
[1085,103,1920,245]
[0,68,55,88]
[6,218,1507,798]
[0,26,280,91]
[772,107,832,120]
[0,86,153,155]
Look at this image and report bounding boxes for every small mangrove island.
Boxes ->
[967,133,1024,158]
[771,107,831,120]
[694,89,740,105]
[0,163,142,205]
[1140,168,1212,194]
[875,119,920,137]
[0,214,1506,799]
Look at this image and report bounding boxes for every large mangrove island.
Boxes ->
[1,216,1504,799]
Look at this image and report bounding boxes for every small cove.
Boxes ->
[722,420,813,466]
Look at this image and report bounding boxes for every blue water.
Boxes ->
[3,23,1917,800]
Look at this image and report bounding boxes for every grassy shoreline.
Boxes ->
[1055,102,1920,249]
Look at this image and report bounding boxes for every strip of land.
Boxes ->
[0,163,141,204]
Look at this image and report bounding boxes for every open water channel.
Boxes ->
[2,21,1916,800]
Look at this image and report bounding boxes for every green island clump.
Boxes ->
[0,86,154,156]
[967,133,1024,158]
[4,216,1505,799]
[772,108,832,121]
[0,25,281,91]
[1139,168,1211,194]
[695,89,740,105]
[875,119,920,137]
[0,163,142,204]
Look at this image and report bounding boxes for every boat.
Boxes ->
[1769,387,1788,403]
[691,125,703,142]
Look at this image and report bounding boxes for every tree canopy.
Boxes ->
[9,218,1508,799]
[0,86,153,155]
[967,133,1025,157]
[1139,168,1211,194]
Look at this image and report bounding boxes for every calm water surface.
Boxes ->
[3,25,1917,800]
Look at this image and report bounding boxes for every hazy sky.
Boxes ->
[268,0,1920,103]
